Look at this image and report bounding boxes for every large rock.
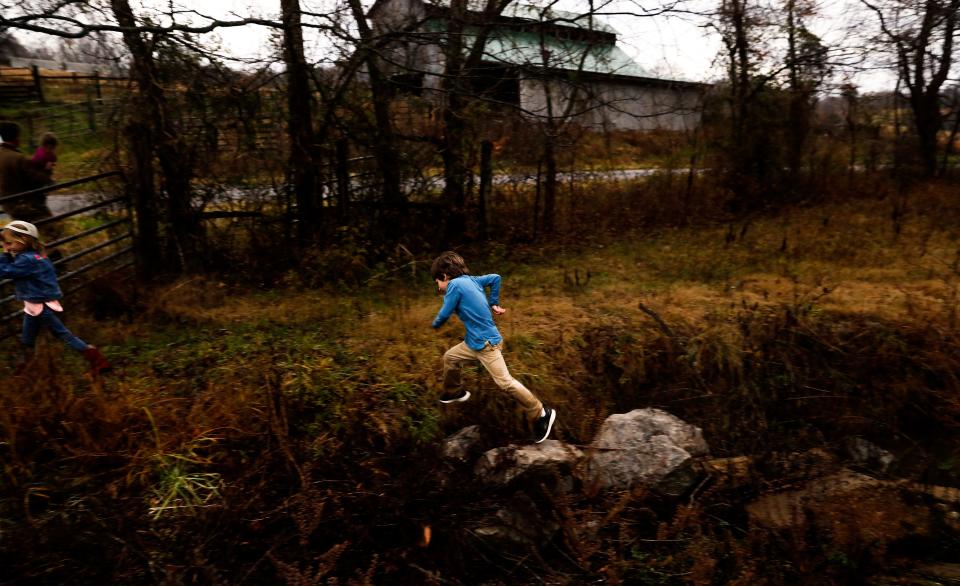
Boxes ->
[441,425,484,463]
[747,468,934,549]
[473,492,560,549]
[474,440,583,487]
[843,436,894,474]
[582,408,709,495]
[593,408,709,457]
[470,409,710,497]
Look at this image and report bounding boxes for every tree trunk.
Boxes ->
[125,121,161,275]
[731,0,750,146]
[912,91,942,177]
[785,0,808,181]
[346,0,404,239]
[281,0,319,244]
[440,0,469,241]
[335,138,350,223]
[844,88,858,186]
[478,140,492,240]
[433,0,506,243]
[891,0,959,178]
[110,0,195,272]
[722,0,756,211]
[542,137,557,233]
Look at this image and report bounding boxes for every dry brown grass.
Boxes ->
[3,179,960,583]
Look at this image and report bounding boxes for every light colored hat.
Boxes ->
[4,220,39,239]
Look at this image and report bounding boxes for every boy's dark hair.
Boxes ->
[0,121,21,143]
[431,251,469,280]
[40,132,58,147]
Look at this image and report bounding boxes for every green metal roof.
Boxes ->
[479,29,651,77]
[419,1,656,79]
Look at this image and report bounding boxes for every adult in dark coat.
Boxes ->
[0,121,53,223]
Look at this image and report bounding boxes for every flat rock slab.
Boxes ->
[475,440,583,486]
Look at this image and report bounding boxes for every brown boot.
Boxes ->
[82,345,112,376]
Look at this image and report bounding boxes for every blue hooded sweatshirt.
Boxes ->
[432,274,503,350]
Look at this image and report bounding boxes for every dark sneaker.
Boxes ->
[533,406,557,443]
[438,389,471,404]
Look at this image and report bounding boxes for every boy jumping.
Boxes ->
[430,251,556,443]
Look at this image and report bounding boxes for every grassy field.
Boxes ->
[2,179,960,583]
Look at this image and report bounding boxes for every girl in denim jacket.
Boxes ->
[0,220,110,375]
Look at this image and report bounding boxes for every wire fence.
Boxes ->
[20,99,124,148]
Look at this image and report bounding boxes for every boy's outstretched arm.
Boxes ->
[431,284,461,328]
[475,274,502,307]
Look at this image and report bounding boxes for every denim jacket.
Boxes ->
[0,251,62,302]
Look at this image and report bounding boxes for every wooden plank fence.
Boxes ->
[0,65,131,106]
[0,67,41,103]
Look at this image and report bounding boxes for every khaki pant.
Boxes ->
[442,341,542,421]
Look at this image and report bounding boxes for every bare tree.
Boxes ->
[2,1,369,264]
[437,0,513,240]
[713,0,773,209]
[109,0,192,271]
[345,0,405,237]
[281,0,320,243]
[3,1,292,271]
[525,7,603,234]
[709,0,849,208]
[861,0,959,176]
[366,0,703,240]
[784,0,829,181]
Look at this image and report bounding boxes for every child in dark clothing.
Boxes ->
[31,133,58,182]
[0,220,110,375]
[431,251,556,443]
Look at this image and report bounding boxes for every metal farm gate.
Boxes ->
[0,171,134,327]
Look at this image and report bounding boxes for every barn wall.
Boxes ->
[518,77,702,131]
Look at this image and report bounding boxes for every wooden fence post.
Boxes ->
[335,138,350,220]
[25,116,36,150]
[93,71,102,101]
[126,122,162,275]
[86,91,97,132]
[533,160,542,239]
[31,65,45,104]
[478,140,492,240]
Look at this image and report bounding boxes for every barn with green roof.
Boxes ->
[369,0,704,131]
